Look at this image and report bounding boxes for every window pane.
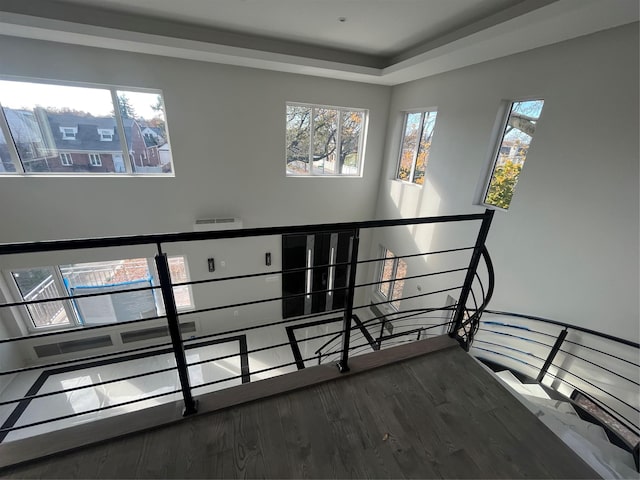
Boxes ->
[12,268,72,328]
[391,258,407,310]
[378,249,395,299]
[60,258,155,324]
[286,105,311,175]
[116,91,172,174]
[0,80,125,174]
[168,256,193,310]
[485,99,544,209]
[0,127,16,172]
[340,110,363,175]
[413,111,437,185]
[313,108,338,175]
[398,112,421,181]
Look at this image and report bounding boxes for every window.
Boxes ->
[60,127,77,140]
[59,153,73,166]
[8,256,192,330]
[483,99,545,210]
[98,128,113,141]
[88,153,101,166]
[0,79,173,175]
[376,248,407,310]
[397,111,438,185]
[285,102,367,176]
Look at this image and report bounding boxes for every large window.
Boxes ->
[396,110,438,185]
[376,248,407,311]
[483,99,545,209]
[0,79,173,175]
[286,102,367,176]
[8,256,192,330]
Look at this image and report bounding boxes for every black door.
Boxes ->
[282,230,354,319]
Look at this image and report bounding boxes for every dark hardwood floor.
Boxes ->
[1,344,598,478]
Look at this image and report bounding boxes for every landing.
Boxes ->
[2,341,597,478]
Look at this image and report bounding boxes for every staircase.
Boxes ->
[493,368,638,479]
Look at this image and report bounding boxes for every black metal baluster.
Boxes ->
[155,247,198,415]
[450,209,494,349]
[537,327,568,383]
[337,229,360,373]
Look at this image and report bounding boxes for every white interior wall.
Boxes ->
[0,34,390,362]
[371,23,639,340]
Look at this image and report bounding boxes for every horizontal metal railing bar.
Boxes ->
[172,248,473,290]
[542,371,639,432]
[317,320,449,356]
[562,339,640,367]
[190,352,349,392]
[0,283,160,310]
[0,389,181,434]
[0,365,178,407]
[479,321,558,339]
[354,267,468,290]
[178,285,349,317]
[170,259,351,289]
[354,246,475,266]
[473,346,540,370]
[548,361,640,414]
[482,309,640,349]
[315,308,452,355]
[558,348,640,386]
[181,310,348,345]
[0,213,488,255]
[475,344,639,427]
[476,328,555,349]
[186,328,349,369]
[474,339,547,363]
[353,286,463,312]
[0,339,174,376]
[0,314,167,345]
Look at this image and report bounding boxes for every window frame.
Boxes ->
[60,127,78,141]
[0,76,175,177]
[479,98,545,211]
[5,255,194,333]
[374,247,407,311]
[395,109,438,185]
[98,128,114,142]
[59,152,73,166]
[88,153,102,167]
[285,101,368,178]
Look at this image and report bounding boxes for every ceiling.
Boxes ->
[0,0,638,85]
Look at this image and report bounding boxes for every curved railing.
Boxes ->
[470,310,639,455]
[314,246,496,364]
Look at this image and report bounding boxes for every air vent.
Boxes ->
[120,322,196,344]
[193,217,243,232]
[34,335,113,358]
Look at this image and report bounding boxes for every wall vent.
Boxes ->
[34,335,113,358]
[120,322,196,344]
[193,217,243,232]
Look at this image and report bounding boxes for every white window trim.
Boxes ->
[59,152,73,166]
[59,126,78,140]
[374,246,404,312]
[4,255,194,333]
[98,128,114,141]
[285,101,368,178]
[395,109,437,185]
[89,153,102,166]
[477,98,545,211]
[0,77,175,177]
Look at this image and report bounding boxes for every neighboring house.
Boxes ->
[2,108,167,173]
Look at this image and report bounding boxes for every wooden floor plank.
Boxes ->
[1,342,599,479]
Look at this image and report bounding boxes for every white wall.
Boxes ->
[0,36,391,365]
[0,35,391,242]
[372,23,639,339]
